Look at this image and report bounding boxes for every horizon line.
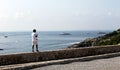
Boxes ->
[0,30,114,32]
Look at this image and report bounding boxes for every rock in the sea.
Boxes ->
[60,32,71,35]
[4,36,8,38]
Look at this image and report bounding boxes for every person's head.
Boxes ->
[33,29,36,33]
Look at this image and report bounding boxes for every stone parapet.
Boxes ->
[0,45,120,66]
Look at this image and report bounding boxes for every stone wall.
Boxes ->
[0,45,120,66]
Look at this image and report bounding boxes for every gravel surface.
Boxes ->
[31,56,120,70]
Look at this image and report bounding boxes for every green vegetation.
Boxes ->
[96,29,120,46]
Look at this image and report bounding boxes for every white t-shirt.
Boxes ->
[32,32,38,42]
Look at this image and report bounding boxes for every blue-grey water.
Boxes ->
[0,31,111,55]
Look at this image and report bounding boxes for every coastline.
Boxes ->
[67,29,120,48]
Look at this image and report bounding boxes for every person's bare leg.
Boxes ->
[32,45,34,52]
[36,44,39,52]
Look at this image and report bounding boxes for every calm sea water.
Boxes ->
[0,31,110,55]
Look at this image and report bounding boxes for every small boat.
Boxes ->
[0,49,3,50]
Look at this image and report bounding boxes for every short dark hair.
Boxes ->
[33,29,36,32]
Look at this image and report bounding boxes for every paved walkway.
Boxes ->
[32,56,120,70]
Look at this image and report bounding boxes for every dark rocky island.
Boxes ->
[4,36,8,38]
[68,29,120,48]
[97,32,106,34]
[60,32,71,35]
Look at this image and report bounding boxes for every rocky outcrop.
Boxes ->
[68,28,120,48]
[68,38,97,48]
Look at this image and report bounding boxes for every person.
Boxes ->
[32,29,39,52]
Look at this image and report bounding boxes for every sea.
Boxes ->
[0,31,111,55]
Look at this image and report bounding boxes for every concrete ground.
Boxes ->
[32,56,120,70]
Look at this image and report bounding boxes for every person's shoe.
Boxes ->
[36,50,39,52]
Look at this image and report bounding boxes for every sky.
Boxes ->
[0,0,120,31]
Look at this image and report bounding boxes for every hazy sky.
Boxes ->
[0,0,120,31]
